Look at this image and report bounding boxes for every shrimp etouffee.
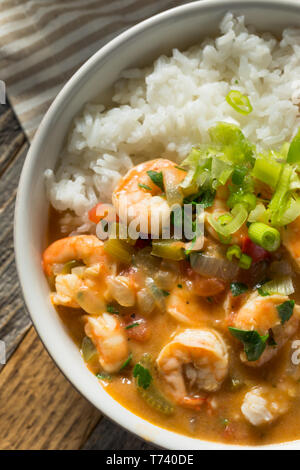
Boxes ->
[44,122,300,445]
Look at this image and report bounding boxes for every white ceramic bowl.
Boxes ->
[15,0,300,450]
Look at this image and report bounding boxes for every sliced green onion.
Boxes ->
[287,129,300,164]
[211,158,233,187]
[207,203,248,238]
[226,244,242,261]
[239,253,252,270]
[257,276,294,296]
[248,203,269,224]
[227,191,257,211]
[248,222,280,252]
[226,90,253,115]
[209,122,254,164]
[278,196,300,226]
[269,165,292,226]
[151,240,185,261]
[232,166,247,185]
[252,156,282,189]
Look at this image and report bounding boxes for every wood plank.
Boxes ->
[82,416,156,450]
[0,327,101,450]
[0,102,25,176]
[0,141,31,363]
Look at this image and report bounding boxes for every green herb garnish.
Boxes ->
[147,170,164,191]
[228,327,269,361]
[161,290,170,297]
[133,363,152,389]
[120,353,133,370]
[230,282,248,297]
[276,300,295,325]
[177,284,183,288]
[125,322,140,330]
[106,304,119,314]
[174,165,187,172]
[138,183,152,191]
[96,372,112,381]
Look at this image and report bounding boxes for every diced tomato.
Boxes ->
[242,236,271,263]
[180,262,226,296]
[135,238,151,249]
[88,203,119,224]
[122,315,150,342]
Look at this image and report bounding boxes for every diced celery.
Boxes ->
[104,238,134,264]
[151,240,185,260]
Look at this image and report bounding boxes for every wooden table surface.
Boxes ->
[0,99,155,450]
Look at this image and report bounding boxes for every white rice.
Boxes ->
[45,13,300,232]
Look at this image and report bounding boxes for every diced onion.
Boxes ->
[258,276,294,296]
[190,252,239,281]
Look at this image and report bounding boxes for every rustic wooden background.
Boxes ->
[0,99,155,450]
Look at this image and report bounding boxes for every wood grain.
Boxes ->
[0,327,101,450]
[83,417,156,450]
[0,101,154,450]
[0,102,31,363]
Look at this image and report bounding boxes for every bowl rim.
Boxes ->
[14,0,300,450]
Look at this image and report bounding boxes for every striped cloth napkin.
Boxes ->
[0,0,190,141]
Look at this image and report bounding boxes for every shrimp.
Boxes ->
[85,313,129,373]
[241,383,294,426]
[282,215,300,270]
[43,235,109,278]
[157,329,228,407]
[231,292,300,367]
[112,159,186,236]
[166,285,224,325]
[43,235,118,312]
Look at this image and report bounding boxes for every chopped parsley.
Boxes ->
[276,300,295,325]
[120,353,133,370]
[228,327,269,361]
[96,372,112,381]
[230,282,248,297]
[146,170,164,191]
[138,183,152,191]
[161,290,170,297]
[177,284,183,289]
[106,304,119,314]
[133,363,152,389]
[125,322,140,330]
